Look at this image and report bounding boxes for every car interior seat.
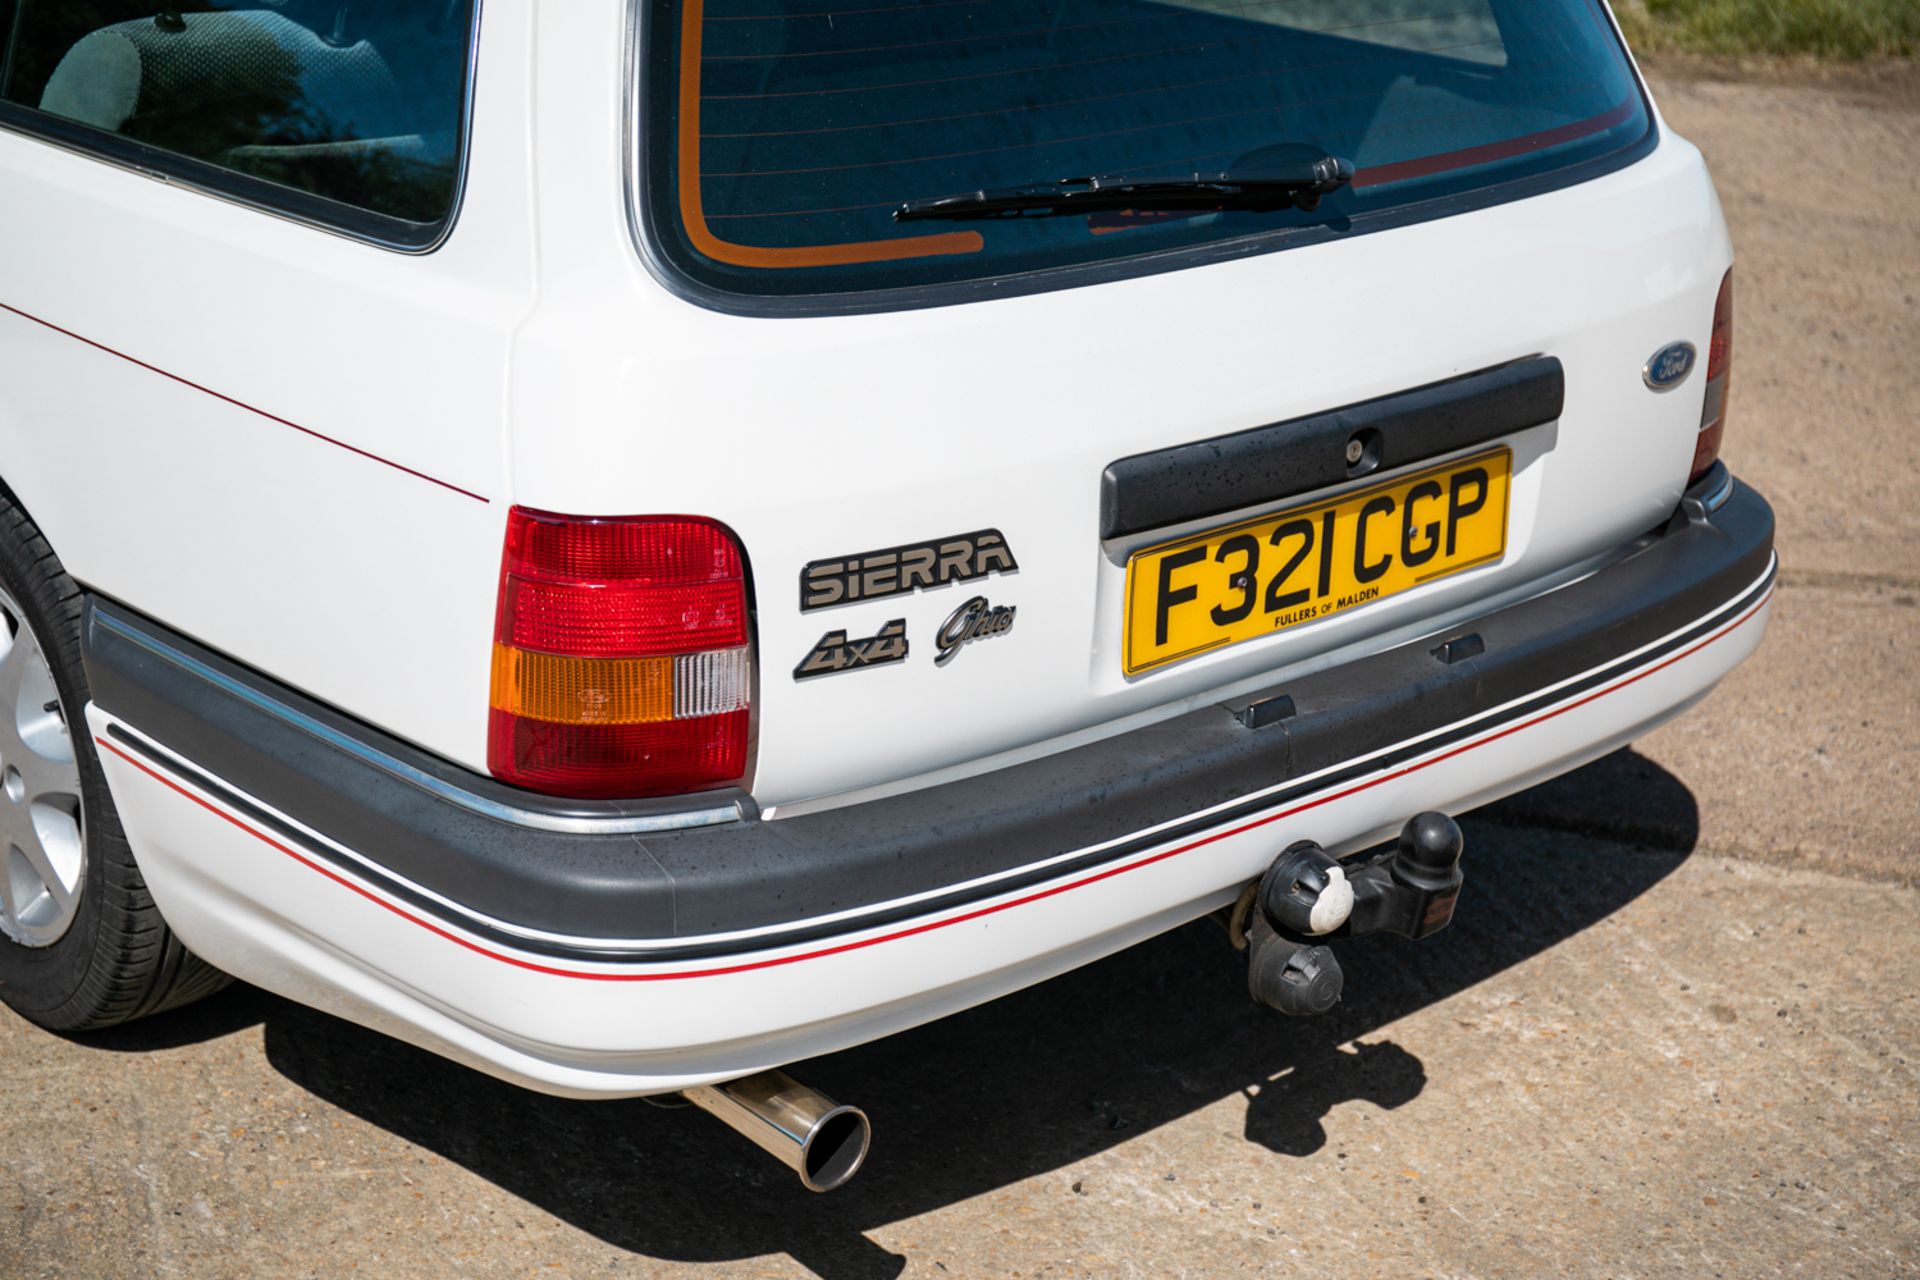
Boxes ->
[36,4,465,220]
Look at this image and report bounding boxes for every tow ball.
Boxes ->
[1243,812,1465,1016]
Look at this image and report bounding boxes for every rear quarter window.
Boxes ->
[0,1,477,246]
[638,0,1651,306]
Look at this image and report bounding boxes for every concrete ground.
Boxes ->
[3,66,1916,1280]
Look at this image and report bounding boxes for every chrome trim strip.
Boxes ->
[102,723,704,951]
[1700,468,1735,514]
[103,557,1773,957]
[92,609,744,836]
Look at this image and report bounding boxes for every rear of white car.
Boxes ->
[0,0,1768,1184]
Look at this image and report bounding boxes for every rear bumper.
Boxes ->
[85,468,1773,1096]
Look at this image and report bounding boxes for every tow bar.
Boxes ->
[1242,812,1466,1016]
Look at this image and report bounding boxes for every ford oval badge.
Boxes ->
[1643,341,1698,392]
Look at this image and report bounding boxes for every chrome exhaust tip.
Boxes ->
[684,1069,871,1192]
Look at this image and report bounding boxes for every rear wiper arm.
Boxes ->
[895,152,1354,224]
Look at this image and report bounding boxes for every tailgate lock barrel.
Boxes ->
[1245,813,1466,1015]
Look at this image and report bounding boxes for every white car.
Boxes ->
[0,0,1769,1189]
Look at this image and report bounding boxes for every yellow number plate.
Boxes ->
[1123,449,1511,675]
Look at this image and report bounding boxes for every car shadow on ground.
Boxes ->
[77,747,1699,1279]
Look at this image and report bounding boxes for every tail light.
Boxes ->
[1690,269,1733,484]
[489,508,751,799]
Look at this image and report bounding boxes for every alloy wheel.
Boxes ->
[0,583,84,948]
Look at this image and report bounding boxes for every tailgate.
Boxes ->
[512,124,1730,809]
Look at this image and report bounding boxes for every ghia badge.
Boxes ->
[1643,341,1698,392]
[936,596,1016,665]
[801,529,1017,612]
[794,619,909,680]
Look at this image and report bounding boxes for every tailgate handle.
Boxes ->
[1100,356,1564,541]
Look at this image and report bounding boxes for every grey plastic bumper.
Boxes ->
[83,466,1773,963]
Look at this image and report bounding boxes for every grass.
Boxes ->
[1612,0,1920,59]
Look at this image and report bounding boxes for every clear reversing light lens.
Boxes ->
[488,508,751,799]
[1691,269,1734,485]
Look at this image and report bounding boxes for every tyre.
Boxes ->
[0,490,228,1031]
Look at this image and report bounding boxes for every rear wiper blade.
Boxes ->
[895,151,1354,224]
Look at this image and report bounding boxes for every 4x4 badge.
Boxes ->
[794,619,909,680]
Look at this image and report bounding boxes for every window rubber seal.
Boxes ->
[0,0,485,255]
[622,0,1662,318]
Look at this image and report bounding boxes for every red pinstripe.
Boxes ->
[0,300,489,504]
[95,583,1772,982]
[1353,98,1641,189]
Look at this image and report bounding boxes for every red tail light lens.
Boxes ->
[489,508,751,799]
[1691,269,1733,484]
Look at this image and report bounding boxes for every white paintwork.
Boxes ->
[0,4,537,772]
[523,2,1732,809]
[0,0,1765,1085]
[1,0,1729,802]
[87,578,1772,1096]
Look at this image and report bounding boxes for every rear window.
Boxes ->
[639,0,1650,303]
[0,1,476,245]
